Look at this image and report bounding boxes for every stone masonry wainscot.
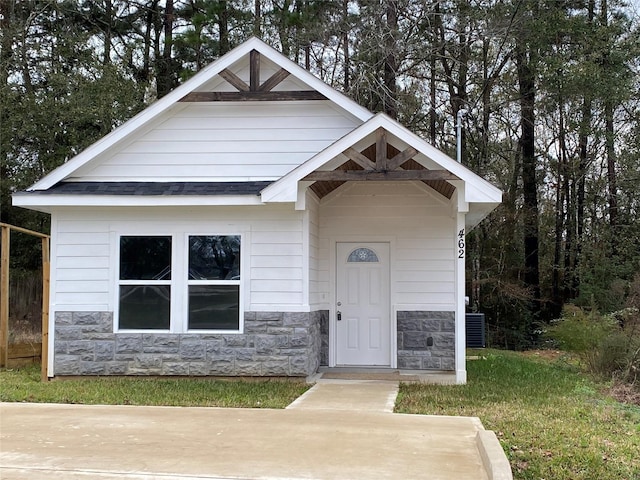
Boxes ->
[53,311,327,377]
[397,311,455,370]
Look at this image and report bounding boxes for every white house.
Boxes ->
[13,37,501,383]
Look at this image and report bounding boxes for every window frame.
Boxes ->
[184,233,243,333]
[114,231,243,334]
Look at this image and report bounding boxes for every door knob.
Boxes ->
[337,311,342,321]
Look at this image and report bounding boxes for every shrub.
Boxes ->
[546,305,639,387]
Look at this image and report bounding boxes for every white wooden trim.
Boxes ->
[302,207,310,308]
[328,236,396,368]
[182,232,243,334]
[261,113,502,211]
[455,211,467,384]
[13,195,266,210]
[28,37,372,191]
[112,230,246,334]
[47,214,58,377]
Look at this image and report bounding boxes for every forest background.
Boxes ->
[1,0,639,349]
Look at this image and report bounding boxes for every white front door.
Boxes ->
[336,242,390,366]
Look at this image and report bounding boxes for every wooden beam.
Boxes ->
[343,147,376,170]
[375,128,388,170]
[303,170,459,182]
[0,226,9,368]
[258,68,290,92]
[41,236,50,382]
[386,147,418,171]
[250,50,260,91]
[179,91,327,102]
[219,69,250,92]
[0,222,49,239]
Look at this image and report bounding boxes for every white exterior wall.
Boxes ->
[317,182,456,311]
[307,190,322,309]
[50,205,306,316]
[70,102,360,182]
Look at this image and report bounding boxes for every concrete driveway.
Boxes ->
[0,380,511,480]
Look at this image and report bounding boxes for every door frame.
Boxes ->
[328,237,396,368]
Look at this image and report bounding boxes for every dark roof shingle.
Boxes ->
[23,181,273,196]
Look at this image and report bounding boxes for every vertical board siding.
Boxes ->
[74,102,359,182]
[52,206,305,312]
[318,182,455,310]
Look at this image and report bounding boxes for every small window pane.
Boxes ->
[119,285,171,329]
[188,285,239,330]
[347,248,379,263]
[120,236,171,280]
[189,235,240,280]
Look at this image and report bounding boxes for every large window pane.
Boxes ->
[120,236,171,280]
[119,285,171,330]
[188,285,239,330]
[189,235,240,280]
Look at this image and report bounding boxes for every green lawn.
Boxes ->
[396,350,640,480]
[0,364,310,409]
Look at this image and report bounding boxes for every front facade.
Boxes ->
[14,38,501,383]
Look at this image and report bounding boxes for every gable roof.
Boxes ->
[260,113,502,229]
[28,37,373,191]
[261,113,501,203]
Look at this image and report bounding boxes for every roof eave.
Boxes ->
[12,193,266,209]
[28,37,373,192]
[261,113,503,205]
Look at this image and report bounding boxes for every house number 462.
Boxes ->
[458,229,465,259]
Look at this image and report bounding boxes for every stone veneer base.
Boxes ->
[396,311,455,370]
[54,311,328,377]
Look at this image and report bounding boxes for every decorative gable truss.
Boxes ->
[180,50,326,102]
[261,113,501,229]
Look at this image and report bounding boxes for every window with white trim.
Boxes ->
[118,236,172,330]
[117,234,241,332]
[187,235,240,331]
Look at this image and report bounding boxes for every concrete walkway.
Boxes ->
[0,380,511,480]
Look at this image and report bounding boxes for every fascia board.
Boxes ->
[260,117,387,202]
[262,113,503,204]
[30,42,254,191]
[372,116,504,200]
[12,194,265,208]
[29,37,373,192]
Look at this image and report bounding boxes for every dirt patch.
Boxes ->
[608,383,640,406]
[521,349,565,362]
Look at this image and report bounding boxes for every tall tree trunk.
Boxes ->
[254,0,261,37]
[0,0,12,88]
[342,0,350,92]
[219,1,229,54]
[156,0,175,98]
[104,0,112,65]
[601,0,618,249]
[575,0,595,297]
[516,42,541,309]
[560,102,575,301]
[383,0,398,119]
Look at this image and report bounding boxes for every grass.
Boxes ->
[0,364,310,409]
[396,349,640,480]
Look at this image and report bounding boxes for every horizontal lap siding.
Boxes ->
[52,206,305,312]
[318,182,455,309]
[55,217,111,309]
[250,217,304,307]
[75,102,359,182]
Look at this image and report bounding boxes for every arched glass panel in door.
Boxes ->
[347,247,379,263]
